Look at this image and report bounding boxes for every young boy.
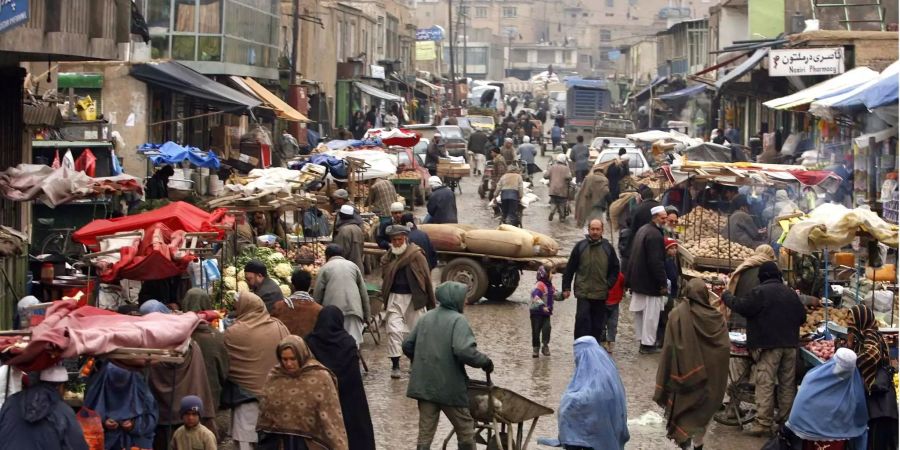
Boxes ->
[171,395,217,450]
[530,266,557,358]
[657,238,681,346]
[604,272,625,353]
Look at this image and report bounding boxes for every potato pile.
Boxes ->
[682,207,727,239]
[681,238,754,260]
[800,307,852,336]
[393,171,421,179]
[683,268,726,283]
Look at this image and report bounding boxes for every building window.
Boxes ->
[172,35,196,59]
[459,6,468,15]
[198,36,221,60]
[510,48,528,62]
[600,30,611,41]
[475,7,487,18]
[174,0,196,32]
[606,0,614,6]
[538,50,555,64]
[467,47,487,65]
[502,7,516,18]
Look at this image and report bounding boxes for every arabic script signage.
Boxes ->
[0,0,28,34]
[769,47,844,77]
[416,26,444,41]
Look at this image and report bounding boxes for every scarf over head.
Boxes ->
[543,336,629,450]
[306,306,376,450]
[83,362,158,449]
[139,300,171,315]
[726,244,775,294]
[847,304,889,392]
[224,292,289,396]
[181,288,213,313]
[654,278,730,445]
[257,335,349,450]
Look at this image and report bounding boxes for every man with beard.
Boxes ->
[626,205,669,354]
[377,202,407,249]
[574,165,610,229]
[381,225,436,379]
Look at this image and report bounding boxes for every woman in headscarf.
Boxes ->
[146,340,216,449]
[784,347,868,449]
[723,244,775,329]
[772,189,800,218]
[180,288,228,434]
[257,335,348,450]
[139,300,171,315]
[84,362,158,450]
[653,278,730,450]
[224,292,290,450]
[847,304,898,450]
[539,336,629,450]
[306,306,375,450]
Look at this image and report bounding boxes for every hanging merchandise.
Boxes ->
[110,149,124,175]
[62,149,75,170]
[52,149,61,169]
[74,149,97,177]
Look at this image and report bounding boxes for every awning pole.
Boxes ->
[149,110,225,127]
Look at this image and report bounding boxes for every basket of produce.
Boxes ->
[680,238,755,270]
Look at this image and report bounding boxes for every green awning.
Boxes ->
[58,73,104,89]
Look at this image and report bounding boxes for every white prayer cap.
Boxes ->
[40,365,68,383]
[339,204,355,215]
[650,205,666,216]
[390,202,405,213]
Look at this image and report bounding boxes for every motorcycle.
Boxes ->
[548,180,575,222]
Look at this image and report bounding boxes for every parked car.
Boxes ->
[595,147,652,177]
[435,125,467,157]
[589,136,637,162]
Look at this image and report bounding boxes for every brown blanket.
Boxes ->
[224,292,290,396]
[654,278,730,445]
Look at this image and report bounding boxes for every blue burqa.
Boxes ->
[84,362,159,450]
[786,357,868,448]
[538,336,630,449]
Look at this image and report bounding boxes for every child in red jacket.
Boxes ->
[604,272,626,353]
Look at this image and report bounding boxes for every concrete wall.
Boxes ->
[57,62,150,177]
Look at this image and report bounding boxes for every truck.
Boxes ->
[564,79,612,145]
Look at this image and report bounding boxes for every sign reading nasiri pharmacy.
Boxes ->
[769,47,845,77]
[0,0,28,34]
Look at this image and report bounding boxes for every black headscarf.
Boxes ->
[305,306,376,450]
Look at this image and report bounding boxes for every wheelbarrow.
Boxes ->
[442,373,554,450]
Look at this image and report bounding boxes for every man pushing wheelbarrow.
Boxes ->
[403,281,495,450]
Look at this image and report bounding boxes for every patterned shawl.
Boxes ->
[847,304,889,392]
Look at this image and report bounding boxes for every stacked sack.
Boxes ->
[418,223,559,258]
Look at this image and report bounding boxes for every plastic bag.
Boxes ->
[75,407,105,450]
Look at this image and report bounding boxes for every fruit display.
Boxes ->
[681,237,754,260]
[805,340,835,361]
[800,306,853,335]
[392,171,421,180]
[682,207,727,239]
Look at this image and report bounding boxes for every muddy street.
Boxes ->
[357,154,767,449]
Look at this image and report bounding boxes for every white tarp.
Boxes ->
[627,130,702,146]
[782,203,899,254]
[325,149,398,181]
[763,67,879,110]
[809,61,900,120]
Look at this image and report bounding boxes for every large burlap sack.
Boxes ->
[528,230,559,256]
[419,224,468,252]
[496,224,541,257]
[465,228,532,257]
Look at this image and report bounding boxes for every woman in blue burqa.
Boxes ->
[780,347,868,449]
[84,361,159,450]
[538,336,629,450]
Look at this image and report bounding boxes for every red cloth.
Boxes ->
[96,223,195,283]
[52,150,61,169]
[73,201,232,248]
[8,302,206,372]
[366,128,422,147]
[606,273,625,306]
[786,170,838,187]
[74,149,97,177]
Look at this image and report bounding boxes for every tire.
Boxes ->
[484,268,520,301]
[441,257,488,303]
[41,234,66,256]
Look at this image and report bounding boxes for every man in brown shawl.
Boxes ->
[224,292,290,450]
[381,224,436,380]
[654,278,730,450]
[257,335,348,450]
[180,288,228,441]
[722,244,776,328]
[574,165,610,228]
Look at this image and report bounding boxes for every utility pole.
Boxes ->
[461,1,468,81]
[448,0,457,106]
[291,0,299,85]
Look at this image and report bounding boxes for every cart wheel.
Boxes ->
[485,269,520,301]
[441,257,488,303]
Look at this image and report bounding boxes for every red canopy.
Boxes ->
[73,201,231,248]
[365,128,421,147]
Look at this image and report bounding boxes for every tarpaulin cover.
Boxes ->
[5,301,217,372]
[364,128,422,147]
[657,84,709,101]
[809,61,900,119]
[73,201,231,248]
[324,138,382,150]
[0,164,143,207]
[139,141,221,169]
[684,142,748,163]
[131,61,261,111]
[786,170,840,187]
[565,78,609,90]
[353,82,403,102]
[782,203,899,254]
[94,223,195,283]
[762,67,879,110]
[631,76,668,101]
[715,48,768,90]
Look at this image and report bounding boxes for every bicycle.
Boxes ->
[37,218,87,264]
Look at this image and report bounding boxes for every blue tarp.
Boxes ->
[831,70,900,110]
[658,84,709,101]
[139,141,221,169]
[631,76,668,101]
[715,48,768,90]
[324,138,381,150]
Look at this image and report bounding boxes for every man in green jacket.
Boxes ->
[403,282,494,450]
